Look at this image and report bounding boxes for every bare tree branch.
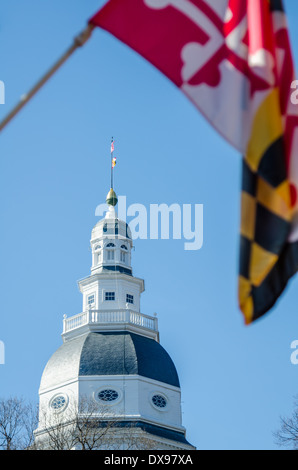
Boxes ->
[0,397,38,450]
[274,396,298,450]
[0,395,161,450]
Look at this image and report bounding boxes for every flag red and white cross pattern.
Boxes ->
[90,0,298,324]
[111,140,116,167]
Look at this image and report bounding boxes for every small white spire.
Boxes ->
[105,204,117,220]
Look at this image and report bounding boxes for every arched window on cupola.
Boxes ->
[120,244,128,264]
[106,242,116,261]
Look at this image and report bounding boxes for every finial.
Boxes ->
[106,188,118,207]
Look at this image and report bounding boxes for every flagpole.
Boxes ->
[0,24,95,133]
[111,137,114,190]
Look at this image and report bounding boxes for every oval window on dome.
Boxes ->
[50,394,68,412]
[98,389,119,403]
[151,394,167,409]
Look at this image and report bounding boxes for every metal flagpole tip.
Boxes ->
[106,188,118,207]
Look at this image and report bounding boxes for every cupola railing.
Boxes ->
[63,309,158,335]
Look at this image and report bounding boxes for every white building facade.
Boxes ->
[34,189,195,450]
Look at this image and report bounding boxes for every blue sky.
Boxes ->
[0,0,298,450]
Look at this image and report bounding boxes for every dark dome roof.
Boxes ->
[40,332,180,390]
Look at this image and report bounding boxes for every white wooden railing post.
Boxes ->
[154,313,158,331]
[86,309,91,324]
[63,314,67,333]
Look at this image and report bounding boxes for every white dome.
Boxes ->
[91,216,132,243]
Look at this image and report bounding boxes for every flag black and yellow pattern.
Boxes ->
[239,89,298,324]
[238,1,298,324]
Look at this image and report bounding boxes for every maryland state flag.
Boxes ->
[90,0,298,324]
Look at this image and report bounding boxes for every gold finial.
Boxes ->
[106,188,118,207]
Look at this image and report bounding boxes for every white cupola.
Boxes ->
[78,188,144,314]
[90,191,133,277]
